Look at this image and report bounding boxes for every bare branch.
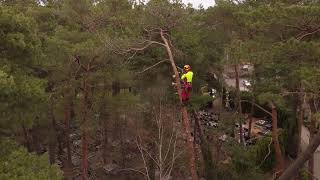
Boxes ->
[163,128,175,163]
[164,132,179,178]
[240,100,272,117]
[297,27,320,40]
[141,147,161,168]
[136,137,151,180]
[118,168,147,177]
[136,59,169,74]
[257,137,273,168]
[120,40,166,55]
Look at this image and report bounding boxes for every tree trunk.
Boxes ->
[57,131,64,164]
[160,30,198,180]
[119,115,126,167]
[278,130,320,180]
[297,107,304,154]
[102,81,109,164]
[48,104,57,164]
[22,124,32,152]
[248,99,254,138]
[294,88,304,180]
[30,127,41,153]
[294,104,304,180]
[193,110,216,180]
[308,116,315,180]
[64,99,73,180]
[103,117,108,164]
[234,64,244,144]
[81,76,90,180]
[148,142,156,180]
[308,98,317,180]
[297,87,304,155]
[81,131,89,180]
[271,103,285,177]
[112,81,120,96]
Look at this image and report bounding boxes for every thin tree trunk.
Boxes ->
[30,127,41,153]
[148,142,156,180]
[103,118,108,164]
[308,116,315,180]
[308,98,317,180]
[22,124,32,152]
[294,88,304,180]
[119,115,126,167]
[102,81,109,164]
[234,64,244,144]
[57,131,64,164]
[297,87,304,155]
[160,30,198,180]
[81,76,89,180]
[64,99,73,180]
[48,103,57,164]
[81,131,89,180]
[248,99,254,138]
[294,103,304,180]
[278,130,320,180]
[271,103,285,177]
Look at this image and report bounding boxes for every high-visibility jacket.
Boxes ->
[181,71,193,83]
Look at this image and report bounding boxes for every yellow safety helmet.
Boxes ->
[183,64,191,71]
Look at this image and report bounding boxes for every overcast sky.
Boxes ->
[182,0,215,8]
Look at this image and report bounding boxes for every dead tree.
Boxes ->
[126,102,181,180]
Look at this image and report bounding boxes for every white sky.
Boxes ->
[182,0,215,8]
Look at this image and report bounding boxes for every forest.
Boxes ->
[1,0,320,180]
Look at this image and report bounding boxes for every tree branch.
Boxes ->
[297,27,320,40]
[136,59,169,74]
[240,100,272,116]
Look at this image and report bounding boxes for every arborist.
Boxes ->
[180,64,193,102]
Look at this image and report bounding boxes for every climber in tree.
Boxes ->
[181,64,193,102]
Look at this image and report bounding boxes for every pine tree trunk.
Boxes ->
[308,98,316,180]
[294,89,304,180]
[102,81,109,164]
[248,102,254,138]
[103,118,108,164]
[294,105,304,180]
[64,99,73,180]
[57,132,64,164]
[81,76,90,180]
[160,30,198,180]
[193,110,216,180]
[48,98,57,165]
[234,64,244,144]
[308,116,315,180]
[297,87,304,155]
[271,103,285,177]
[297,107,304,154]
[30,127,41,153]
[81,131,88,180]
[22,124,32,152]
[278,130,320,180]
